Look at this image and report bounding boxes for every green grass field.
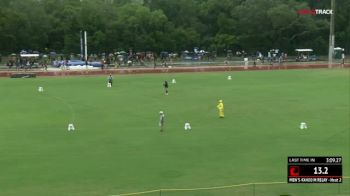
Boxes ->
[0,69,349,196]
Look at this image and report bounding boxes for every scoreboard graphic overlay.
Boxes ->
[288,156,342,183]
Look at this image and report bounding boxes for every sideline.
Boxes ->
[1,64,349,77]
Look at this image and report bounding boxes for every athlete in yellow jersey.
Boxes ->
[216,100,224,118]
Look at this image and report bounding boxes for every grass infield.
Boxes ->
[0,69,349,196]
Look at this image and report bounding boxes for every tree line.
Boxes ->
[0,0,349,55]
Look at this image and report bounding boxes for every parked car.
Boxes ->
[309,54,318,61]
[182,51,199,61]
[89,61,103,67]
[66,60,103,67]
[67,60,86,66]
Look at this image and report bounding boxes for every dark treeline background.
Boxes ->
[0,0,349,55]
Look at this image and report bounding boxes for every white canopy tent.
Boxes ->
[20,54,40,58]
[295,49,313,52]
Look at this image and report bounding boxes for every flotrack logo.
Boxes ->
[298,9,333,15]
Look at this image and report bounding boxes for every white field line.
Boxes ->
[112,176,350,196]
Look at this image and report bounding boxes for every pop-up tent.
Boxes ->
[295,49,314,61]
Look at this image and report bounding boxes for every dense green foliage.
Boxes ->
[0,69,349,195]
[0,0,349,54]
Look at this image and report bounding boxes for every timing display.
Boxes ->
[288,156,342,183]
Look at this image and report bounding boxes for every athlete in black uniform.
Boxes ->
[163,80,168,95]
[108,74,113,86]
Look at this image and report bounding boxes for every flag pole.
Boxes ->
[84,31,88,69]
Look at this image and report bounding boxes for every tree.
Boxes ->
[0,0,347,55]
